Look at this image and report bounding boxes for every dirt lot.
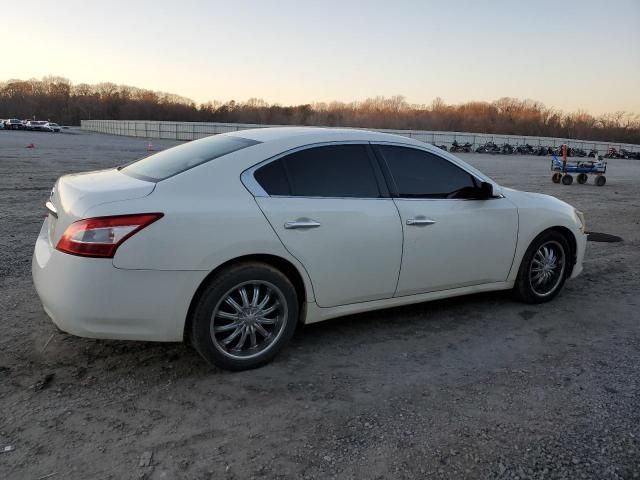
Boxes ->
[1,129,638,480]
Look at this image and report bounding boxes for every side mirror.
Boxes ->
[479,181,494,199]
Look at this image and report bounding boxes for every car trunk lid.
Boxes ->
[47,168,156,245]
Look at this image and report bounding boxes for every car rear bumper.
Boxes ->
[32,218,207,342]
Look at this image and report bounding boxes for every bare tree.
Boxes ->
[1,77,638,143]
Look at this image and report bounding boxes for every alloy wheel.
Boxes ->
[528,240,566,297]
[210,280,288,359]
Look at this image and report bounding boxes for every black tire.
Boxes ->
[561,174,573,185]
[577,173,588,184]
[513,230,571,304]
[552,172,562,183]
[596,176,606,186]
[190,262,299,371]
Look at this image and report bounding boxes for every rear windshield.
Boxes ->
[121,135,260,182]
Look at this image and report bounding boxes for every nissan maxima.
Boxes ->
[33,127,587,370]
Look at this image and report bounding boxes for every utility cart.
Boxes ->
[551,155,607,186]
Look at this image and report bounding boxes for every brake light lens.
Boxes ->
[56,213,163,258]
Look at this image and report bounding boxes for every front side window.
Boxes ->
[122,134,259,182]
[254,144,381,198]
[377,145,478,199]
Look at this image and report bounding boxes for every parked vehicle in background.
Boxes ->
[26,121,48,131]
[535,146,558,156]
[449,140,472,153]
[33,127,587,371]
[516,144,534,155]
[4,118,24,130]
[572,148,587,157]
[476,141,501,154]
[0,120,4,130]
[44,122,61,132]
[501,143,514,155]
[619,149,640,160]
[604,147,622,159]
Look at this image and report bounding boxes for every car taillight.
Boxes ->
[56,213,163,258]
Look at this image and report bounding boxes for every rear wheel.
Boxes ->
[577,173,588,184]
[596,175,606,186]
[552,172,562,183]
[513,231,570,304]
[190,262,299,371]
[561,174,573,185]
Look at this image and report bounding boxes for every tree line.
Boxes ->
[1,77,639,144]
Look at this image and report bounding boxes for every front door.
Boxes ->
[374,144,518,296]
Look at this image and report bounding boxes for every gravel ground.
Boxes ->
[0,129,638,480]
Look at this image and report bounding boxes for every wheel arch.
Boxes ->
[183,254,310,341]
[547,226,577,274]
[511,225,578,303]
[516,226,576,277]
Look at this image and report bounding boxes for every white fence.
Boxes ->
[80,120,640,154]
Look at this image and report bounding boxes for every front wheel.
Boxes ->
[552,172,562,183]
[513,231,570,304]
[596,175,606,186]
[561,174,573,185]
[190,262,299,371]
[577,173,588,184]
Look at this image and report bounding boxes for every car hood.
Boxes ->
[501,187,576,213]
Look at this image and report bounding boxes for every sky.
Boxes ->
[2,0,639,114]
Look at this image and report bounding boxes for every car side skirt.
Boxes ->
[303,281,514,324]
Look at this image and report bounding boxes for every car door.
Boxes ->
[374,144,518,296]
[248,143,403,308]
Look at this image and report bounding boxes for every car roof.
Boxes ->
[226,126,425,146]
[222,126,493,185]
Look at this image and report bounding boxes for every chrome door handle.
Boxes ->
[406,218,436,226]
[284,220,321,229]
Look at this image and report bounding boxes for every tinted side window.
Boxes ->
[378,146,477,199]
[256,144,380,198]
[254,159,290,195]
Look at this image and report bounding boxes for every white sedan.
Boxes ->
[33,127,587,370]
[44,122,62,132]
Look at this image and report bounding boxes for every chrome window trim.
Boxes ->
[270,195,395,201]
[240,139,504,200]
[392,196,506,202]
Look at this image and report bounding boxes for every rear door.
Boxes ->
[250,143,403,308]
[374,144,518,296]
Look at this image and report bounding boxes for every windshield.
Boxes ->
[121,135,260,182]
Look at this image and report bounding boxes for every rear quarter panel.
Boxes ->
[84,157,316,302]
